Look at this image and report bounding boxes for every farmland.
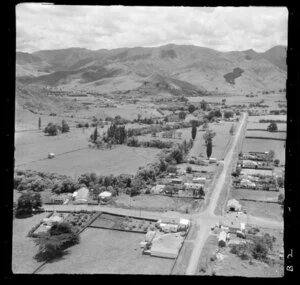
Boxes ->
[16,144,160,178]
[37,228,174,274]
[245,130,286,140]
[230,188,282,203]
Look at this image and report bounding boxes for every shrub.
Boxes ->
[186,166,192,173]
[61,120,70,133]
[44,123,61,136]
[274,159,280,166]
[166,165,177,174]
[224,111,234,119]
[34,222,79,262]
[267,122,278,132]
[277,177,284,188]
[16,193,34,218]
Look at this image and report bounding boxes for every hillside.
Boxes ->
[16,44,287,95]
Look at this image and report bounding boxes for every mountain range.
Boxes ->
[16,44,287,95]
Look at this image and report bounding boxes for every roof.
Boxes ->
[218,231,227,241]
[98,191,112,198]
[227,199,241,209]
[76,187,89,200]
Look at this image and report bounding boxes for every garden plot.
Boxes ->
[38,228,174,274]
[242,138,285,164]
[12,212,51,273]
[64,211,100,233]
[16,145,160,178]
[90,213,157,233]
[245,130,286,140]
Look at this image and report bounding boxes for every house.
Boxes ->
[218,231,227,247]
[170,178,182,184]
[98,191,112,203]
[42,214,64,226]
[192,177,206,184]
[227,199,242,212]
[168,114,180,122]
[73,187,89,204]
[184,183,203,190]
[242,160,259,168]
[179,219,190,231]
[209,158,217,164]
[150,233,184,259]
[151,184,165,194]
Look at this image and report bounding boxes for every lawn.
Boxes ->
[113,193,201,213]
[16,145,160,178]
[12,212,50,273]
[38,228,174,274]
[242,138,286,164]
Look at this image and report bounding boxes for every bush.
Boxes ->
[267,122,278,132]
[16,193,34,218]
[186,166,192,173]
[224,111,234,119]
[274,159,280,166]
[44,123,61,136]
[166,165,177,174]
[34,222,80,262]
[277,177,284,188]
[61,120,70,133]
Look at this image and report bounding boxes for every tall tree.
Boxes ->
[38,117,41,130]
[200,100,207,111]
[191,124,197,140]
[206,140,212,159]
[229,124,234,136]
[188,104,196,114]
[93,127,98,143]
[61,120,70,133]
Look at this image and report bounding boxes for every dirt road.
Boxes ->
[185,113,248,275]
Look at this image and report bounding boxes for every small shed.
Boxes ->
[218,231,227,247]
[151,184,165,194]
[74,187,89,204]
[179,218,190,231]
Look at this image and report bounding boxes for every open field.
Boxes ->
[16,145,160,178]
[38,228,174,274]
[112,193,201,213]
[230,188,281,202]
[245,130,286,140]
[12,212,50,273]
[242,138,285,163]
[241,200,283,221]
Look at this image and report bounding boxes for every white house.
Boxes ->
[192,177,206,184]
[73,187,89,204]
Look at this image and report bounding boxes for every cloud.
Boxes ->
[16,4,288,53]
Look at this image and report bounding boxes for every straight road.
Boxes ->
[185,113,248,275]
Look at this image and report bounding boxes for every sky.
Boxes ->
[16,4,288,53]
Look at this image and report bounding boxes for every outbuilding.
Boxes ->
[98,191,112,203]
[48,153,55,159]
[218,231,227,247]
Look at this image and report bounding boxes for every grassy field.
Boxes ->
[38,228,174,274]
[12,212,50,273]
[240,200,283,221]
[230,188,281,202]
[242,138,286,164]
[113,193,201,213]
[16,145,160,178]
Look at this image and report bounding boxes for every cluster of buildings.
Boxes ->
[140,218,191,259]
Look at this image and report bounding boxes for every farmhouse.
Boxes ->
[98,191,112,203]
[151,184,165,194]
[74,187,89,204]
[184,182,203,190]
[192,177,206,184]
